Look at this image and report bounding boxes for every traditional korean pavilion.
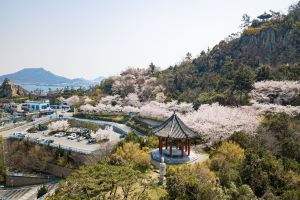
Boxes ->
[151,112,199,164]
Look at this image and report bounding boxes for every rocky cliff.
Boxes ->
[0,78,28,98]
[189,2,300,72]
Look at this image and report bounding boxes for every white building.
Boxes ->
[23,100,52,113]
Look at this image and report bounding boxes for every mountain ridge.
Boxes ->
[0,68,105,90]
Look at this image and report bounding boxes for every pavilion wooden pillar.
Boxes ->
[185,139,188,152]
[159,138,162,155]
[165,138,168,149]
[181,140,184,158]
[188,139,191,156]
[158,138,160,154]
[169,140,172,157]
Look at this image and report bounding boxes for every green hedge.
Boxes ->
[126,117,152,134]
[74,113,130,124]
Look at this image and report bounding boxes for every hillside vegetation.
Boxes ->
[48,2,300,200]
[93,2,300,106]
[156,2,300,106]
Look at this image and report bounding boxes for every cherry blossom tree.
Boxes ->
[48,120,70,131]
[80,104,95,113]
[123,106,140,114]
[110,67,165,101]
[112,74,136,97]
[77,78,300,142]
[90,126,113,141]
[251,102,300,116]
[124,93,141,107]
[100,95,123,106]
[250,80,300,104]
[179,103,259,141]
[66,95,81,107]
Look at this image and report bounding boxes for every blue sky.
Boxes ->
[0,0,297,79]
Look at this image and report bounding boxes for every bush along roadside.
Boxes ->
[73,113,130,124]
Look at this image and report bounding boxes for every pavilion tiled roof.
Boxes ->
[152,112,198,139]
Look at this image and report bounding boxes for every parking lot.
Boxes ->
[1,111,122,154]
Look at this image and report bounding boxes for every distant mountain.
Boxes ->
[0,68,104,91]
[92,76,106,84]
[0,68,69,85]
[0,78,28,98]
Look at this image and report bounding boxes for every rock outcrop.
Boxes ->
[0,78,28,98]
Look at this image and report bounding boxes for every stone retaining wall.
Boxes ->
[6,175,52,187]
[45,163,75,178]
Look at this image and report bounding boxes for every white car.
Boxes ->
[77,136,85,142]
[11,132,27,138]
[67,133,78,140]
[12,132,22,136]
[37,138,45,143]
[54,132,66,137]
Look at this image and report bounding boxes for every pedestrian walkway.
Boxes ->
[0,186,38,200]
[0,183,58,200]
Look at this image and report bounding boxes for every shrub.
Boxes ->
[50,164,153,200]
[74,113,130,124]
[166,163,221,200]
[209,141,245,187]
[115,142,151,171]
[37,185,48,198]
[27,126,38,133]
[229,131,257,150]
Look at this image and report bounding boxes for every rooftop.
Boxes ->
[152,112,198,139]
[25,100,49,104]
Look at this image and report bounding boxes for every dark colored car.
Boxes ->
[44,139,54,145]
[27,118,35,122]
[38,124,48,131]
[87,138,96,144]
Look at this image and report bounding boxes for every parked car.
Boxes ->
[11,132,27,138]
[54,132,66,137]
[11,132,22,136]
[67,133,78,140]
[77,136,85,142]
[87,138,96,144]
[44,139,54,145]
[27,118,35,122]
[119,134,125,139]
[37,138,45,143]
[81,128,90,134]
[38,124,48,131]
